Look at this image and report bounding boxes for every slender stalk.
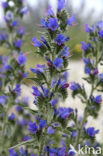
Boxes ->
[1,97,11,153]
[38,47,54,156]
[75,47,99,149]
[75,110,87,148]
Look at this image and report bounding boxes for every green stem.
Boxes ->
[75,58,98,149]
[75,110,87,149]
[1,97,11,153]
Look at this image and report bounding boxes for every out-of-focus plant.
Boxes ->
[0,0,31,155]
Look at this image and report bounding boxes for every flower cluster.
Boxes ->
[0,0,29,155]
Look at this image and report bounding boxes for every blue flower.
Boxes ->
[85,66,91,75]
[22,72,29,78]
[58,107,73,119]
[53,58,63,69]
[71,131,78,137]
[95,95,102,104]
[48,18,59,31]
[99,73,103,82]
[9,148,18,156]
[41,19,48,28]
[2,2,9,8]
[46,57,52,63]
[17,52,27,65]
[62,47,70,58]
[47,5,54,16]
[0,95,7,104]
[28,122,38,134]
[58,0,66,12]
[55,34,66,45]
[14,39,23,48]
[51,99,58,106]
[12,20,18,27]
[9,113,15,120]
[32,37,43,47]
[87,127,99,137]
[41,36,49,48]
[81,41,92,51]
[16,105,24,113]
[32,86,42,97]
[14,84,21,95]
[44,88,49,97]
[70,82,80,91]
[58,147,67,156]
[83,58,91,64]
[67,14,75,26]
[17,27,25,35]
[19,147,28,155]
[97,21,103,29]
[39,120,47,129]
[31,64,46,74]
[0,33,8,41]
[85,24,95,33]
[62,83,69,89]
[21,7,28,15]
[98,30,103,38]
[94,69,98,75]
[47,126,55,134]
[69,149,76,156]
[5,11,13,21]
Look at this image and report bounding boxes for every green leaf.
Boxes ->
[8,139,35,149]
[23,107,38,114]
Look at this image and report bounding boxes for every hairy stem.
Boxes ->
[1,97,12,153]
[75,54,98,149]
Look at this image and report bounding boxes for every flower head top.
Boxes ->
[48,18,59,31]
[47,5,54,16]
[17,52,27,65]
[58,0,66,12]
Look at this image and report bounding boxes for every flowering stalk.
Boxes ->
[10,0,77,155]
[71,22,103,151]
[0,0,28,155]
